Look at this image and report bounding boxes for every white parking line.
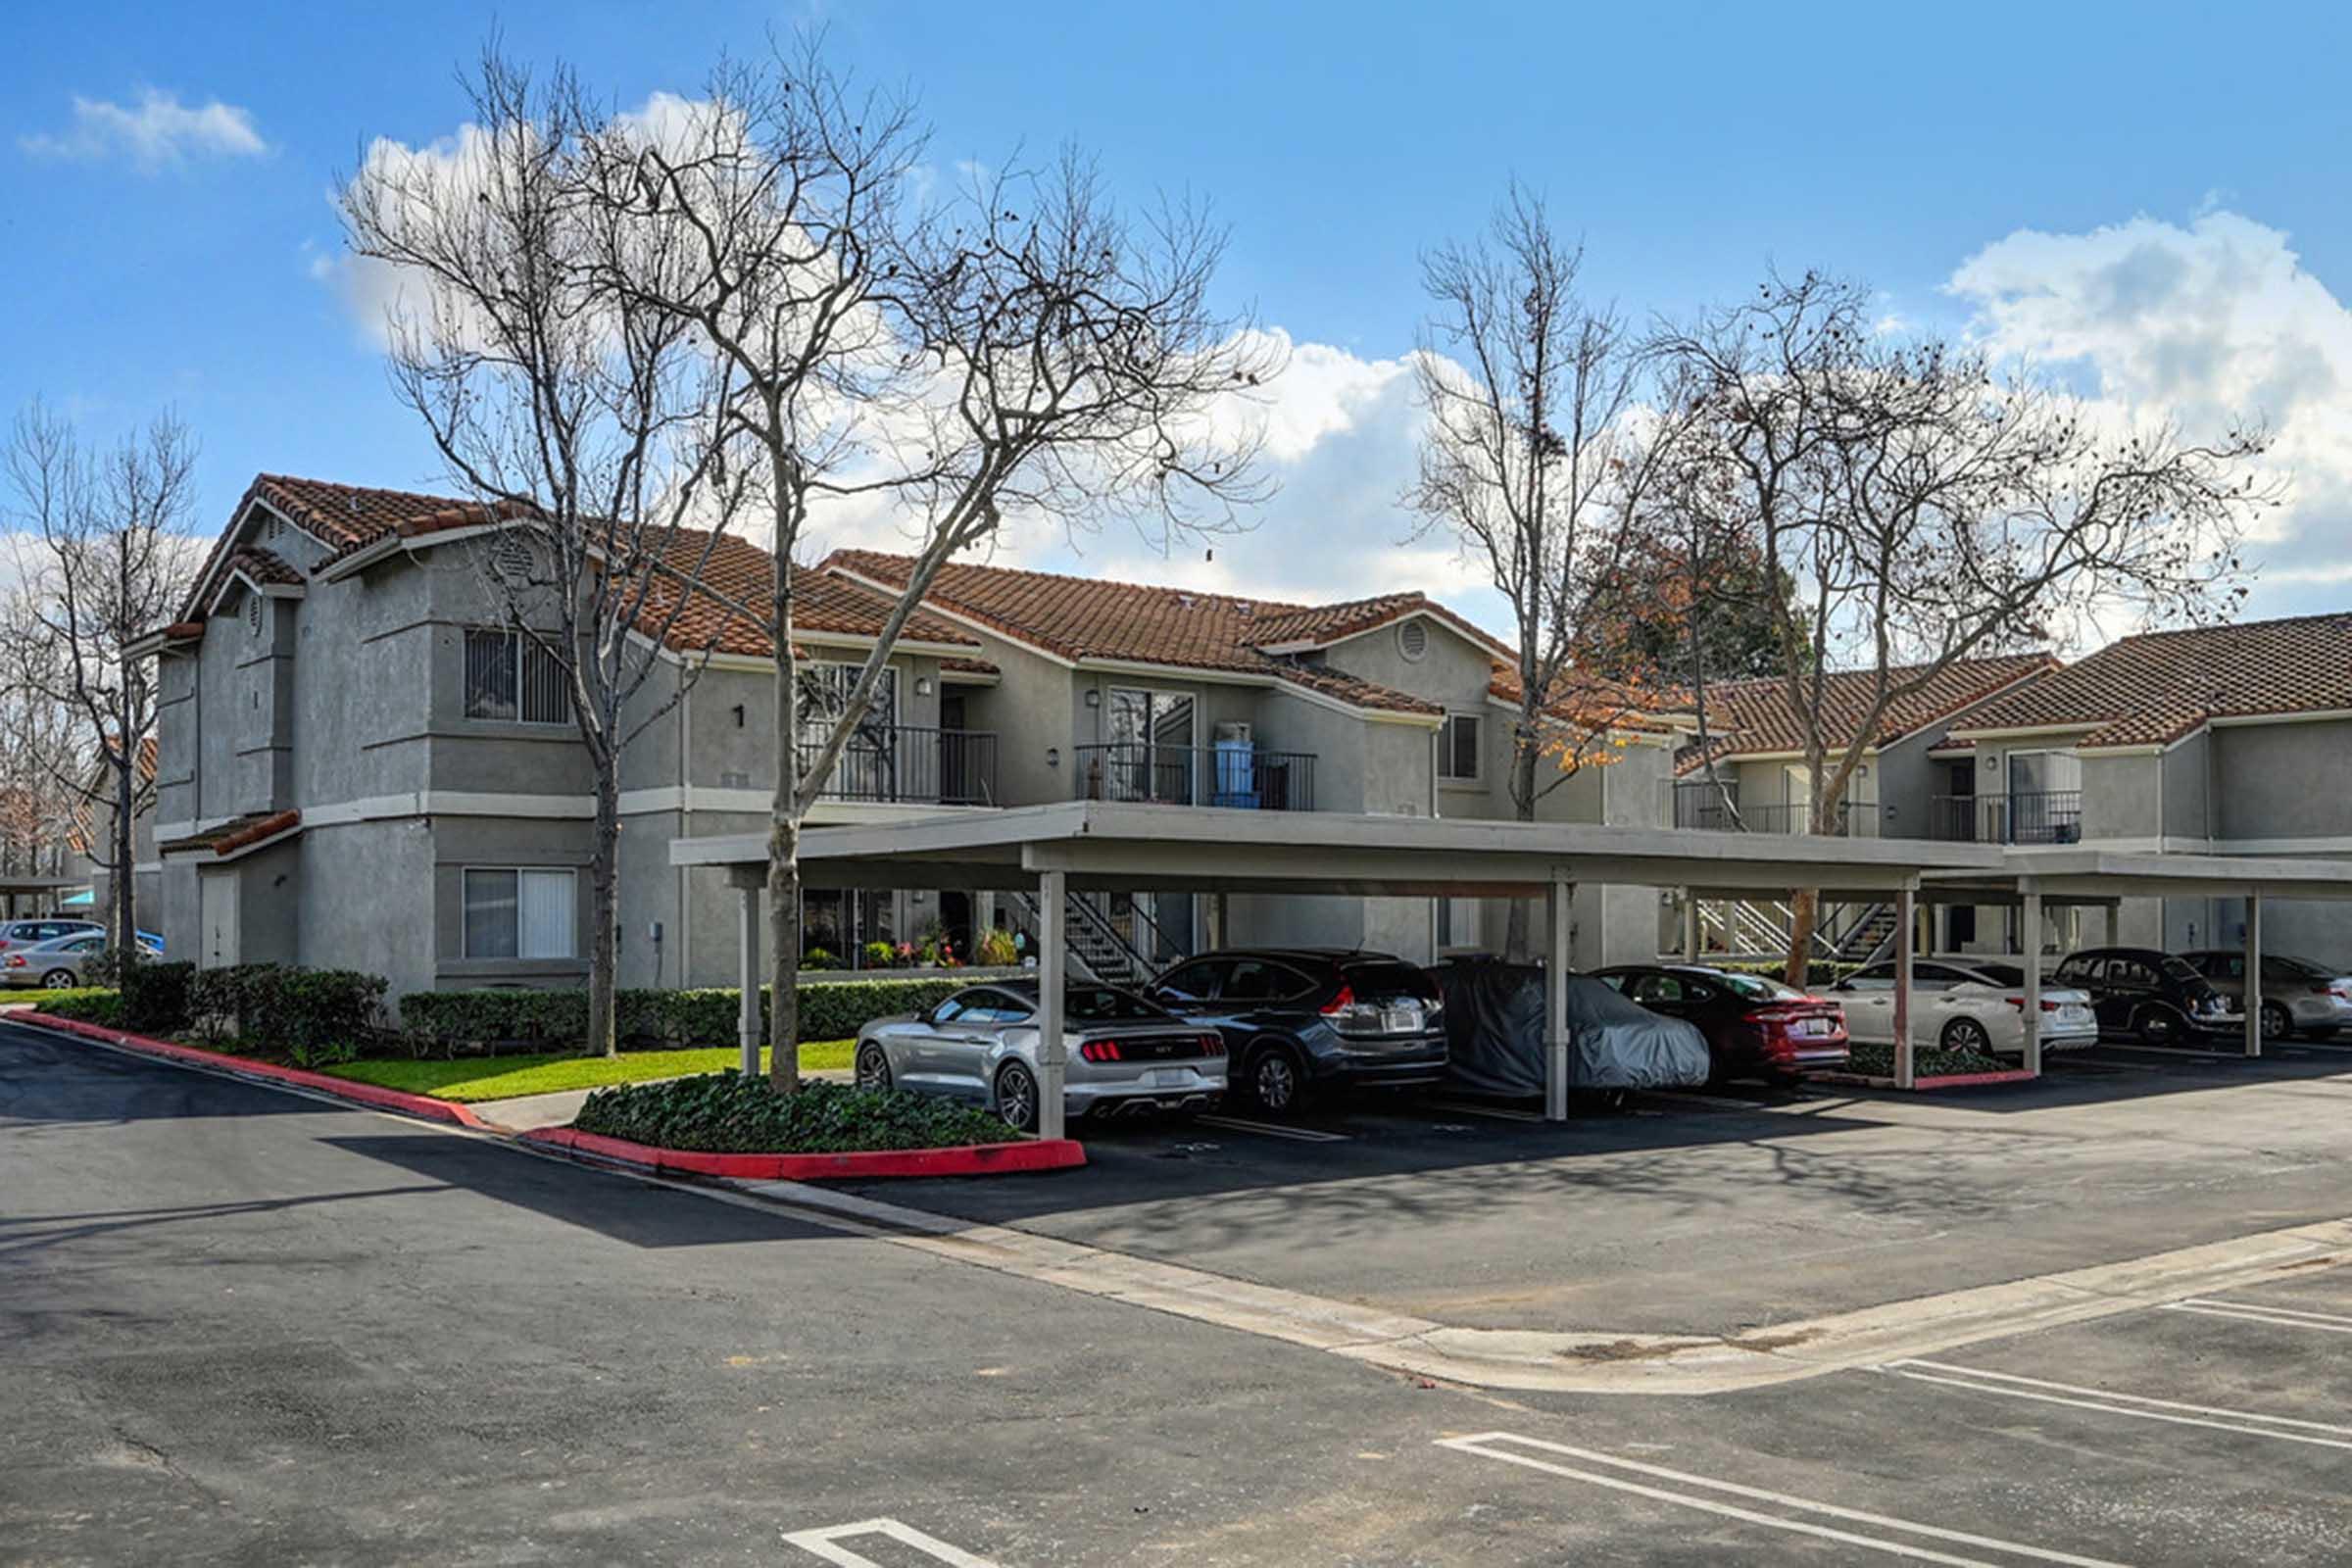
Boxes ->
[1425,1099,1547,1123]
[1435,1432,2130,1567]
[782,1516,1001,1566]
[2163,1298,2352,1334]
[1879,1360,2352,1449]
[1195,1114,1349,1143]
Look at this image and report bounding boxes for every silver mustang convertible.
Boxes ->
[855,978,1228,1133]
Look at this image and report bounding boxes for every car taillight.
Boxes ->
[2004,997,2062,1012]
[1319,983,1354,1016]
[3,956,22,968]
[1196,1034,1225,1057]
[2311,984,2336,996]
[1079,1040,1123,1063]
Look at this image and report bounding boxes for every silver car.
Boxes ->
[855,979,1228,1132]
[2181,951,2352,1040]
[1,931,110,990]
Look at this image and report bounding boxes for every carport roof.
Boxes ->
[672,801,2007,898]
[1927,846,2352,902]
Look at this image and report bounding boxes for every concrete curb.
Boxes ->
[1812,1067,2040,1091]
[17,1011,492,1129]
[521,1124,1087,1180]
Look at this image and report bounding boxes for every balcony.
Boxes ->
[1931,791,2082,845]
[1671,783,1867,837]
[1075,742,1318,811]
[799,725,998,806]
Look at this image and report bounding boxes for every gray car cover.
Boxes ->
[1434,959,1711,1096]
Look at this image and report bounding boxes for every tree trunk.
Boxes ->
[586,771,621,1058]
[1501,724,1541,960]
[112,671,136,966]
[1784,887,1819,990]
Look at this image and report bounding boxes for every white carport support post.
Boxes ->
[2022,879,2043,1077]
[736,880,762,1077]
[1546,876,1574,1121]
[1038,869,1067,1140]
[1682,892,1699,960]
[1892,882,1916,1090]
[2244,895,2264,1059]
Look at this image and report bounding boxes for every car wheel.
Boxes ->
[994,1061,1040,1134]
[855,1043,893,1093]
[2135,1004,2185,1045]
[39,968,76,990]
[2260,1001,2294,1042]
[1242,1044,1308,1116]
[1940,1016,1992,1056]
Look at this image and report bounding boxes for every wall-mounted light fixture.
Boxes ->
[915,675,934,698]
[1047,747,1061,768]
[1084,689,1101,708]
[1984,756,1999,773]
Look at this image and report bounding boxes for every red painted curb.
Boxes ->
[520,1124,1088,1180]
[16,1011,490,1129]
[1812,1067,2039,1091]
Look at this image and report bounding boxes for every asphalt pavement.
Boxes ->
[7,1019,2352,1565]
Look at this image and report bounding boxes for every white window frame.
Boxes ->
[461,866,577,959]
[463,627,572,726]
[1438,711,1482,782]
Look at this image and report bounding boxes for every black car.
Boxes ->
[1143,948,1447,1114]
[2049,947,2240,1044]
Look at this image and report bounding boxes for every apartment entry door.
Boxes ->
[1104,688,1197,804]
[198,869,239,969]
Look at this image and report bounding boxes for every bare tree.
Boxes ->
[601,36,1276,1091]
[341,52,750,1058]
[5,402,202,956]
[1653,270,2273,984]
[1406,187,1671,958]
[0,592,84,889]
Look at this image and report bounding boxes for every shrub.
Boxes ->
[1844,1040,2007,1079]
[804,947,839,970]
[122,960,195,1034]
[572,1072,1017,1153]
[179,963,387,1065]
[401,975,968,1055]
[862,940,899,970]
[27,988,122,1025]
[975,927,1018,967]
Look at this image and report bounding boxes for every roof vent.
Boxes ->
[492,535,533,584]
[246,591,264,637]
[1397,618,1429,662]
[1175,593,1195,610]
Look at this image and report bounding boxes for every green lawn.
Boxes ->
[321,1040,857,1102]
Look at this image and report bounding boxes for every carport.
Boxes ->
[673,802,2004,1136]
[1926,848,2352,1070]
[0,876,81,919]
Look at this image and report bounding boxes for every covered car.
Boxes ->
[1432,958,1710,1097]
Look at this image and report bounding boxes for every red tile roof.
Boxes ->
[1672,654,2057,776]
[1952,612,2352,748]
[160,808,300,858]
[820,551,1452,715]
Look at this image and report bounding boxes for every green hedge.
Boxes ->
[572,1073,1016,1153]
[24,988,122,1025]
[24,962,386,1068]
[401,975,973,1056]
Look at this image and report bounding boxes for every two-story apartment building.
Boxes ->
[1943,612,2352,961]
[1669,654,2057,957]
[138,474,1680,1006]
[823,551,1680,972]
[137,474,1002,1002]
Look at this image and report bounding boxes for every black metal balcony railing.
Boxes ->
[1075,742,1317,812]
[798,725,997,806]
[1931,790,2082,844]
[1672,782,1856,836]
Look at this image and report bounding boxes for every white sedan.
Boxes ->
[1831,959,2098,1058]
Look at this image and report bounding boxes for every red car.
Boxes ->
[1592,964,1849,1086]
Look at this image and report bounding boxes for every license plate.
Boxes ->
[1383,1004,1423,1033]
[2058,1005,2091,1025]
[1791,1017,1832,1037]
[1149,1067,1188,1087]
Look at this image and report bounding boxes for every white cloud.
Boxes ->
[1948,212,2352,615]
[21,90,268,170]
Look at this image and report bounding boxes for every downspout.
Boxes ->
[676,660,691,988]
[1428,721,1441,958]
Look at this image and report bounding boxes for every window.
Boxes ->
[1152,960,1223,1002]
[464,629,571,724]
[462,868,575,959]
[1439,713,1481,781]
[1224,959,1311,1003]
[1436,897,1480,950]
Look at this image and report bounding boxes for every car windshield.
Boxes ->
[1341,961,1439,1001]
[1701,970,1804,1002]
[1064,987,1168,1022]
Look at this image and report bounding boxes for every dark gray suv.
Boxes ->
[1143,948,1447,1114]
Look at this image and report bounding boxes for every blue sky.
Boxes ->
[7,1,2352,630]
